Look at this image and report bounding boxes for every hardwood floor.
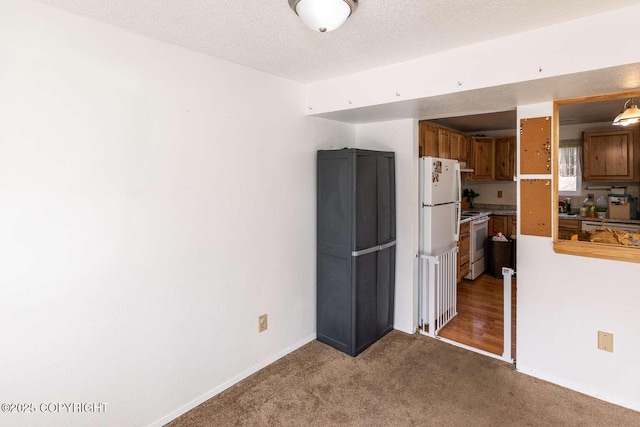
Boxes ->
[437,273,517,358]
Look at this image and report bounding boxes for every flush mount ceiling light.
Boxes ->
[612,99,640,126]
[288,0,358,33]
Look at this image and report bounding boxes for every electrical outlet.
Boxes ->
[598,331,613,352]
[498,190,503,198]
[258,314,268,333]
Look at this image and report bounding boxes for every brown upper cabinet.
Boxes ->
[469,137,495,180]
[419,121,467,162]
[420,122,439,157]
[495,137,516,180]
[419,121,515,180]
[468,136,515,181]
[450,132,467,162]
[582,129,637,181]
[437,128,451,159]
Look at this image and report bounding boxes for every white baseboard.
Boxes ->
[148,333,317,427]
[393,324,416,335]
[516,364,640,413]
[433,335,514,364]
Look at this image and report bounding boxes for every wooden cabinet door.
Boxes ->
[558,219,580,240]
[437,128,451,159]
[420,122,439,157]
[508,215,517,237]
[495,137,515,180]
[583,130,635,181]
[489,215,508,236]
[457,222,471,282]
[451,132,467,162]
[471,137,495,180]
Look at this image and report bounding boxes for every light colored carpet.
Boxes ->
[168,331,640,426]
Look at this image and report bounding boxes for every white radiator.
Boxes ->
[419,246,458,337]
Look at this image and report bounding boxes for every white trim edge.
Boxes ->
[147,333,317,427]
[423,333,514,364]
[394,324,416,335]
[516,364,640,413]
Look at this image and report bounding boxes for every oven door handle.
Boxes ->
[473,216,490,225]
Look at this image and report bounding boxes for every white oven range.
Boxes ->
[461,211,491,280]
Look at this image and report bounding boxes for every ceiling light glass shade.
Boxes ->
[612,99,640,126]
[289,0,357,33]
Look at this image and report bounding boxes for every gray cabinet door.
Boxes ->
[354,252,377,353]
[355,152,378,251]
[317,252,351,353]
[318,153,352,255]
[377,153,396,244]
[376,245,395,336]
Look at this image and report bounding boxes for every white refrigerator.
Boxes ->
[418,157,461,335]
[419,157,461,256]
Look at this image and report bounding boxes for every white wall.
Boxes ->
[559,121,616,140]
[463,181,517,206]
[0,1,354,426]
[516,104,640,411]
[305,4,640,115]
[309,6,640,410]
[355,120,418,333]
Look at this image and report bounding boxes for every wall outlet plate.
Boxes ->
[258,314,268,333]
[598,331,613,352]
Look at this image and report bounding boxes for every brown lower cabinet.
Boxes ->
[558,219,580,240]
[489,214,517,237]
[457,222,471,282]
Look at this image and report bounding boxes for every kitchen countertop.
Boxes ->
[462,205,639,224]
[489,210,518,216]
[461,204,515,222]
[472,204,516,216]
[558,213,640,224]
[558,213,579,219]
[471,204,639,223]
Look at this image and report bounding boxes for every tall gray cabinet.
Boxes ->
[317,149,396,357]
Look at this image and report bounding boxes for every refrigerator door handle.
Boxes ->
[455,162,462,203]
[454,202,461,242]
[454,162,462,242]
[352,240,396,257]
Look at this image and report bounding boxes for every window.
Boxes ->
[558,140,581,196]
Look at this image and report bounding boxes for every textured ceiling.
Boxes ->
[430,98,633,133]
[33,0,640,83]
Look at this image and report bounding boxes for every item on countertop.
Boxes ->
[492,232,508,242]
[589,228,640,247]
[462,188,479,209]
[579,206,588,217]
[583,193,596,218]
[565,198,571,213]
[608,194,633,220]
